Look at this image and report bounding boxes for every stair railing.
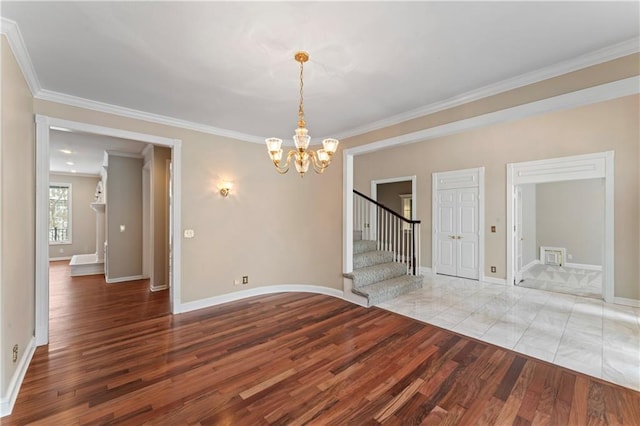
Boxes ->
[353,190,421,275]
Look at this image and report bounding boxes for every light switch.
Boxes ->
[120,225,125,233]
[491,226,496,233]
[184,229,195,238]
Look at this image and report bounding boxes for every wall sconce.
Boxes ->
[219,181,232,197]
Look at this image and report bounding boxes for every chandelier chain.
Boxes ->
[298,60,305,128]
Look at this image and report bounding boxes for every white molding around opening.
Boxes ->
[506,151,614,302]
[371,176,417,219]
[35,115,183,346]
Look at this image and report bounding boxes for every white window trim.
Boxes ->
[48,182,72,245]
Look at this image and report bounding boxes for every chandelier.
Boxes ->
[265,51,339,177]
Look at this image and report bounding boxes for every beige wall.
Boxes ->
[377,181,412,216]
[536,179,604,266]
[106,155,143,280]
[32,100,344,303]
[1,36,35,397]
[152,146,170,288]
[48,174,100,259]
[353,95,639,299]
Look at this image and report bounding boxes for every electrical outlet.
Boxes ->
[242,276,249,285]
[12,344,18,363]
[491,226,496,233]
[491,266,496,273]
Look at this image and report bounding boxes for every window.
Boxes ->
[49,183,72,244]
[399,194,412,230]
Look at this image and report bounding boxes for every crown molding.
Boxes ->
[35,90,266,144]
[333,37,640,140]
[0,17,41,95]
[4,14,638,144]
[344,76,639,157]
[49,171,100,178]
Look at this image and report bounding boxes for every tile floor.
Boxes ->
[378,273,640,391]
[519,263,602,299]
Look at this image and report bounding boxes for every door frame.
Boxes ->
[432,167,485,280]
[514,186,524,283]
[371,176,417,218]
[35,115,183,346]
[370,175,417,241]
[506,151,614,302]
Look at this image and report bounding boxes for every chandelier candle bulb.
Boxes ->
[265,51,339,177]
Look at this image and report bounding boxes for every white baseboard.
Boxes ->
[49,256,72,261]
[419,266,433,275]
[177,285,345,314]
[0,336,36,417]
[106,274,144,284]
[343,277,368,308]
[150,284,168,292]
[482,277,507,285]
[613,297,640,308]
[565,262,603,271]
[521,259,539,273]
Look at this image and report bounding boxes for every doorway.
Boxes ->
[370,176,417,240]
[35,115,182,346]
[506,151,614,302]
[512,179,605,299]
[366,176,417,245]
[432,167,485,280]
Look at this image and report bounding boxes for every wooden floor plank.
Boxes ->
[4,261,639,424]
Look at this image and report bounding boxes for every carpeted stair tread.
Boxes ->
[353,240,377,255]
[353,275,423,306]
[353,250,394,269]
[347,262,408,288]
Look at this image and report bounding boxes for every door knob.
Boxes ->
[457,236,463,239]
[449,235,455,239]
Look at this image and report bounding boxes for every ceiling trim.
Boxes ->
[0,17,41,95]
[345,76,639,156]
[3,15,638,144]
[49,171,100,178]
[35,90,266,144]
[333,37,640,141]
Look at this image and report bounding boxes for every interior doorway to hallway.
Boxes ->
[35,115,182,346]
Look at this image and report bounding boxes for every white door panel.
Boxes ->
[439,206,455,233]
[438,239,456,275]
[435,186,479,279]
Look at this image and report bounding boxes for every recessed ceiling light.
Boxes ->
[66,161,75,166]
[60,149,72,154]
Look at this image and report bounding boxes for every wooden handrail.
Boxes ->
[353,190,421,224]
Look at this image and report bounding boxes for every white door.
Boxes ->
[436,190,457,276]
[436,188,479,279]
[457,188,479,279]
[514,186,524,283]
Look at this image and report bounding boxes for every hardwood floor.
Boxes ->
[5,261,639,424]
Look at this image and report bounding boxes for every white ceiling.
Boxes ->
[50,130,148,175]
[2,2,639,145]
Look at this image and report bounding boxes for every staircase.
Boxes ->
[345,190,423,307]
[345,236,422,306]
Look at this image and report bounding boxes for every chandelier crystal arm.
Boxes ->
[273,149,297,174]
[309,150,328,174]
